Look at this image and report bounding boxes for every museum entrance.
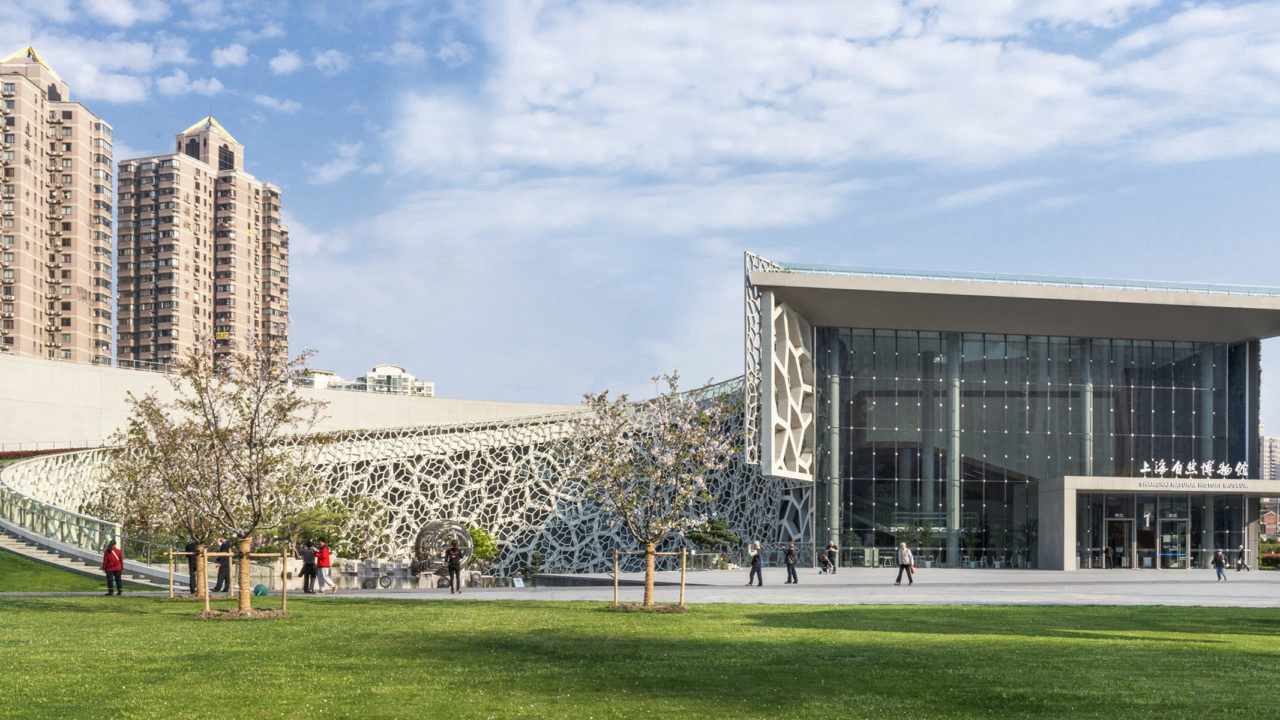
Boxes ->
[1105,519,1131,569]
[1077,492,1245,570]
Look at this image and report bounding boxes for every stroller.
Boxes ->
[818,554,832,574]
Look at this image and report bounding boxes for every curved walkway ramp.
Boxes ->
[0,455,169,589]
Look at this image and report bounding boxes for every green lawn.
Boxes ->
[0,598,1275,719]
[0,547,150,593]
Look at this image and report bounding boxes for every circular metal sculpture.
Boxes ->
[411,519,473,575]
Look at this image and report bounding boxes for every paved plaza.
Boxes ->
[326,567,1280,607]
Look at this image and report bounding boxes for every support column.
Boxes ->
[827,371,840,549]
[946,332,962,567]
[1199,347,1215,464]
[1083,339,1094,477]
[1199,347,1217,559]
[921,354,936,523]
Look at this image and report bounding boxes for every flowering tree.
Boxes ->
[572,373,735,606]
[105,336,326,612]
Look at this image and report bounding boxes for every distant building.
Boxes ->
[300,364,434,397]
[116,117,288,367]
[1262,437,1280,480]
[1262,508,1278,537]
[1,47,114,364]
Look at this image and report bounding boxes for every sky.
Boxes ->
[5,0,1280,427]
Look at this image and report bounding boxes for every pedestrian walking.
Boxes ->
[895,542,914,586]
[1236,544,1251,572]
[298,540,318,594]
[746,541,763,586]
[315,538,336,594]
[444,538,464,594]
[1212,549,1229,581]
[784,542,798,584]
[184,539,198,594]
[211,536,231,593]
[102,540,123,596]
[825,540,839,574]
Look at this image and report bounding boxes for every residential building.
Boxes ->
[116,117,288,366]
[1262,436,1280,480]
[299,365,435,397]
[0,47,114,364]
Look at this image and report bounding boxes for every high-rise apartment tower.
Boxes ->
[0,47,114,363]
[116,117,288,365]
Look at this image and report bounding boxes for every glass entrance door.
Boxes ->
[1106,520,1131,569]
[1160,520,1188,569]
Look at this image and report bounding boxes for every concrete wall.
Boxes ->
[0,354,578,450]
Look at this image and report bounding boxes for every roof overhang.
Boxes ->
[750,271,1280,343]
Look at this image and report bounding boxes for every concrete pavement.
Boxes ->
[326,566,1280,608]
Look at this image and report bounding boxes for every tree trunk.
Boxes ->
[237,535,253,613]
[644,542,656,607]
[196,543,208,599]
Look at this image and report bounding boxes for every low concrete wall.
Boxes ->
[0,354,577,450]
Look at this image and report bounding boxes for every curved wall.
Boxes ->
[0,354,577,450]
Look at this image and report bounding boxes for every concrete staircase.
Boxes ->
[0,526,171,590]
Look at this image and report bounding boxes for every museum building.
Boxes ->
[745,254,1280,570]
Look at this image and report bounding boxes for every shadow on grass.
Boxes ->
[346,608,1265,718]
[739,605,1280,643]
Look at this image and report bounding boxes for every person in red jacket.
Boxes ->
[315,538,336,595]
[102,540,124,596]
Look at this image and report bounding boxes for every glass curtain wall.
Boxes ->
[815,329,1251,568]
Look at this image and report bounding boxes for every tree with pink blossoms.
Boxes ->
[573,373,736,607]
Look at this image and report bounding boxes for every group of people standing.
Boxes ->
[297,539,338,594]
[164,536,336,595]
[745,540,918,586]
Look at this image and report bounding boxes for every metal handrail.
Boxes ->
[0,456,272,572]
[761,259,1280,299]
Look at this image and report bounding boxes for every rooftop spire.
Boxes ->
[0,47,62,82]
[180,116,238,144]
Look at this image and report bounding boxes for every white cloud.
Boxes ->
[82,0,170,27]
[253,94,301,113]
[211,43,248,67]
[155,68,223,95]
[15,33,192,102]
[386,0,1280,179]
[911,0,1162,38]
[268,49,302,75]
[372,41,427,66]
[308,142,379,184]
[313,49,349,75]
[243,23,285,41]
[1030,194,1084,212]
[0,0,74,24]
[936,179,1049,210]
[436,40,472,67]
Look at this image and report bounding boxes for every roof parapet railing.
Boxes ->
[754,259,1280,299]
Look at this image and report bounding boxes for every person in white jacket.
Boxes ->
[895,542,914,586]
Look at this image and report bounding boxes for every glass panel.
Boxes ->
[1106,519,1131,568]
[1160,519,1188,569]
[1105,494,1133,518]
[1136,494,1157,568]
[1159,495,1187,519]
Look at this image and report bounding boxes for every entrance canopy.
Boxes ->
[1040,475,1280,570]
[750,267,1280,343]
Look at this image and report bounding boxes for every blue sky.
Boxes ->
[6,0,1280,430]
